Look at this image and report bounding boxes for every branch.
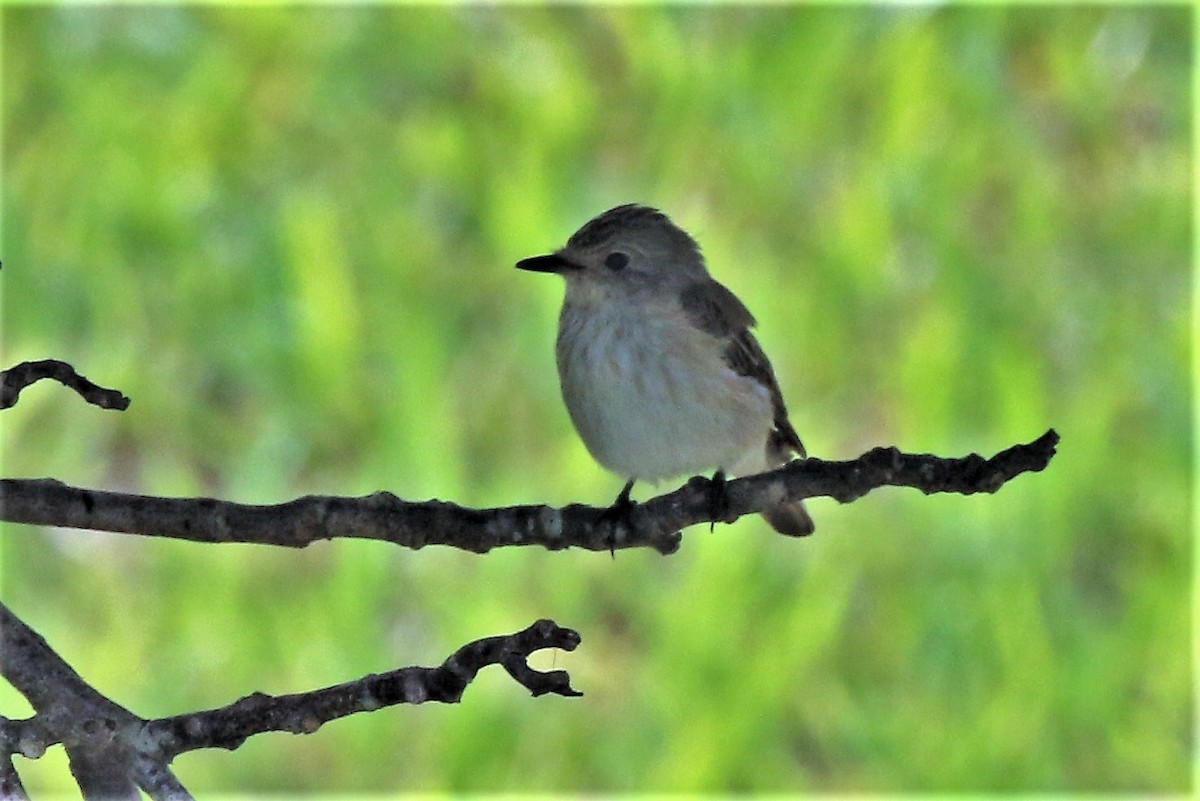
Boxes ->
[0,604,580,796]
[0,360,130,411]
[0,602,151,799]
[0,358,1058,553]
[140,618,581,762]
[0,430,1060,555]
[0,750,30,801]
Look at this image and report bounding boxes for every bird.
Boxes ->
[516,204,814,536]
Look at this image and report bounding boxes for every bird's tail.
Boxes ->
[759,427,815,536]
[761,499,815,537]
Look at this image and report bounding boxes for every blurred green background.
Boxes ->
[0,4,1191,794]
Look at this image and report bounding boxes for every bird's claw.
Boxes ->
[707,470,733,532]
[599,479,637,556]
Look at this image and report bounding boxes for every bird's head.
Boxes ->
[516,205,709,297]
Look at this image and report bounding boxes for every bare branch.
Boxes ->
[0,360,130,411]
[0,430,1059,555]
[129,756,196,801]
[0,602,144,800]
[0,604,580,794]
[140,619,581,761]
[66,746,141,801]
[0,750,31,801]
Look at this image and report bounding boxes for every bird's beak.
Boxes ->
[515,253,579,273]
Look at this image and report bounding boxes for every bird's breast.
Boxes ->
[555,300,772,481]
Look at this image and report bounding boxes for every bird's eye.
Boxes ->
[604,251,629,271]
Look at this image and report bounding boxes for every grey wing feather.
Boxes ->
[680,280,806,459]
[680,279,756,336]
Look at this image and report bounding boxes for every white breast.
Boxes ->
[556,297,773,482]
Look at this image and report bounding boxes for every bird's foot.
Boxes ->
[707,470,731,532]
[599,479,637,556]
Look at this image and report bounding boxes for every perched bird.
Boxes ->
[516,204,814,536]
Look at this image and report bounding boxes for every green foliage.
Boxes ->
[1,5,1190,793]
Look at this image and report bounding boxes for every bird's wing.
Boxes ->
[680,279,806,459]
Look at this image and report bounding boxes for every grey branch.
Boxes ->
[0,358,1058,553]
[0,360,130,411]
[0,750,31,801]
[0,605,581,798]
[0,430,1060,555]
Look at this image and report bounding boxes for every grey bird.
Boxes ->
[517,204,814,536]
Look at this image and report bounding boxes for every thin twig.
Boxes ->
[139,619,581,761]
[0,604,580,795]
[0,430,1060,555]
[0,360,130,411]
